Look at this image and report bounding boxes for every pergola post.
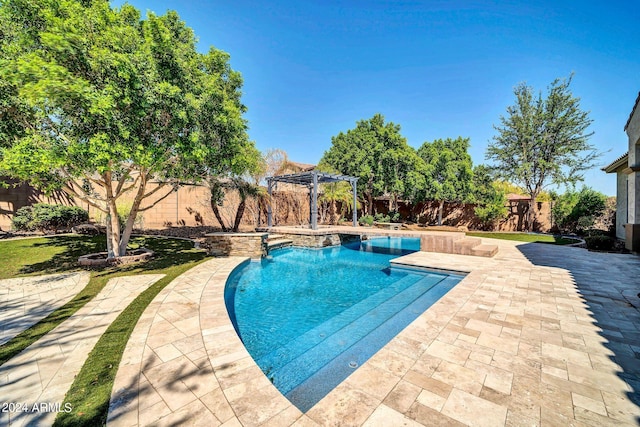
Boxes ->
[308,184,313,226]
[264,171,357,230]
[267,178,273,227]
[311,171,318,230]
[351,178,358,227]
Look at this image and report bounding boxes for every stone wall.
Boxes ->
[203,233,267,258]
[279,232,359,248]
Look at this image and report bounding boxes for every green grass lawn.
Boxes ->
[466,232,580,245]
[0,235,208,426]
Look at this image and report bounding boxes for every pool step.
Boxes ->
[266,234,293,252]
[263,272,453,395]
[287,274,462,412]
[255,273,422,372]
[266,255,395,274]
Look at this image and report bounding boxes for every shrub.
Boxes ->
[374,213,391,223]
[552,187,607,233]
[358,214,374,226]
[584,235,615,251]
[388,210,401,222]
[12,204,88,232]
[575,216,595,234]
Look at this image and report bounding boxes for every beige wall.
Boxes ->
[0,179,77,230]
[2,178,552,233]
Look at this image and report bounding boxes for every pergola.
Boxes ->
[266,171,358,230]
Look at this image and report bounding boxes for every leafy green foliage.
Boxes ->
[417,137,474,225]
[208,145,266,231]
[551,186,607,233]
[374,213,391,223]
[584,235,615,251]
[471,165,508,229]
[320,114,426,214]
[358,214,374,226]
[12,203,88,232]
[486,75,599,231]
[0,1,252,256]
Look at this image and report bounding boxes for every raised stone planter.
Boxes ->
[78,248,154,267]
[204,233,268,258]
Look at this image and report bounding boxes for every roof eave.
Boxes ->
[624,92,640,132]
[602,153,629,173]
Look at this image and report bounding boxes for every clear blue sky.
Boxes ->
[113,0,640,196]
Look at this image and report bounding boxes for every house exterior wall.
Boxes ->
[616,170,628,240]
[625,99,640,251]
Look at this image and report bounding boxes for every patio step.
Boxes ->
[453,237,482,255]
[471,243,499,257]
[420,234,498,257]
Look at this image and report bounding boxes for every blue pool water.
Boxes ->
[225,237,463,411]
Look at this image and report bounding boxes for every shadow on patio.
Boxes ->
[517,243,640,423]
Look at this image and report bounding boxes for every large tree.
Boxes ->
[486,75,599,231]
[0,0,251,257]
[417,137,474,225]
[471,164,508,230]
[320,114,426,215]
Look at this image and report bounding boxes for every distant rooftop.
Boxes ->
[506,193,531,201]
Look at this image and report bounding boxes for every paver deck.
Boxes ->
[0,274,164,426]
[0,272,90,345]
[107,238,640,426]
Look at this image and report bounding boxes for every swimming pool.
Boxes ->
[225,237,463,411]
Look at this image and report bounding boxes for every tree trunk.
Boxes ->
[104,213,114,258]
[119,172,151,255]
[329,200,337,225]
[233,198,246,232]
[528,197,538,232]
[107,200,121,258]
[103,174,122,258]
[211,203,228,231]
[437,200,444,226]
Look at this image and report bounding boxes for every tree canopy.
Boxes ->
[471,164,508,228]
[0,0,254,256]
[417,137,474,225]
[320,114,426,214]
[486,75,599,230]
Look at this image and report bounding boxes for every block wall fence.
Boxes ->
[0,179,553,232]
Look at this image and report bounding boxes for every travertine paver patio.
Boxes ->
[108,239,640,426]
[0,271,90,345]
[0,274,164,427]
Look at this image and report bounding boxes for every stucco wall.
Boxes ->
[616,171,628,240]
[627,104,640,226]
